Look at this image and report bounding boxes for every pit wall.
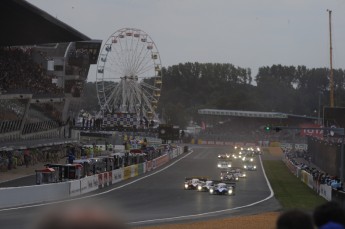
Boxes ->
[0,146,184,209]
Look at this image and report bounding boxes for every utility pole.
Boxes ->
[327,9,334,107]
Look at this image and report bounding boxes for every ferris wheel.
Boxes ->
[96,28,162,120]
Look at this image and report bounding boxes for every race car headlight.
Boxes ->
[228,189,233,194]
[217,164,221,168]
[244,165,247,168]
[250,158,253,162]
[184,184,188,189]
[198,185,202,191]
[209,189,214,194]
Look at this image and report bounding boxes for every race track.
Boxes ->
[0,145,281,228]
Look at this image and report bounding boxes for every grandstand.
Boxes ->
[0,0,101,148]
[197,108,318,143]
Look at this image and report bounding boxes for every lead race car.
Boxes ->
[209,181,235,195]
[184,177,208,190]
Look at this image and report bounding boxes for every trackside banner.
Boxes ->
[299,123,323,137]
[319,184,332,201]
[112,168,123,183]
[80,175,99,195]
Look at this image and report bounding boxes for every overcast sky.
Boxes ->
[27,0,345,82]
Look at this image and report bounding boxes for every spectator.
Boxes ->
[23,150,31,168]
[313,201,345,228]
[276,209,314,229]
[319,222,345,229]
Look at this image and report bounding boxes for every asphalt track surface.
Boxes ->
[0,145,281,228]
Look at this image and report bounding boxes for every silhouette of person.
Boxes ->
[276,209,314,229]
[313,201,345,228]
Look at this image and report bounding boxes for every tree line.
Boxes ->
[79,63,345,128]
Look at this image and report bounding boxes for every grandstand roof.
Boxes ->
[198,109,288,119]
[0,0,91,46]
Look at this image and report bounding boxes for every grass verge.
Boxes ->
[263,160,326,211]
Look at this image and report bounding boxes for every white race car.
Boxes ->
[197,180,215,192]
[228,167,247,178]
[220,170,239,181]
[243,163,257,171]
[217,160,232,168]
[241,156,255,162]
[209,182,235,195]
[184,177,207,190]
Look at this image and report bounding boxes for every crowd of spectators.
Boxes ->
[64,80,83,97]
[284,149,344,191]
[67,48,90,67]
[0,47,63,96]
[0,145,71,172]
[29,103,63,123]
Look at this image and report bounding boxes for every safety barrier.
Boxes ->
[282,154,343,206]
[0,182,70,209]
[0,146,183,208]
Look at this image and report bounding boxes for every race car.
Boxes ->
[243,163,257,171]
[228,167,247,178]
[197,180,216,192]
[220,170,239,181]
[241,156,255,162]
[217,160,232,168]
[209,181,235,195]
[184,177,208,190]
[217,154,231,160]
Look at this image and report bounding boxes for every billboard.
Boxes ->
[299,123,323,138]
[323,107,345,128]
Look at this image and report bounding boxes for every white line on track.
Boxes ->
[128,153,275,225]
[0,148,275,226]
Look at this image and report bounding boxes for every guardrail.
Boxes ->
[0,146,184,208]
